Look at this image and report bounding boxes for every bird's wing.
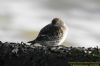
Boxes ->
[35,24,63,41]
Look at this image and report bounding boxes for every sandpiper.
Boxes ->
[28,18,68,46]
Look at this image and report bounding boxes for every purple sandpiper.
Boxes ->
[28,18,68,46]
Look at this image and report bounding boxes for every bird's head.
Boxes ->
[51,18,64,25]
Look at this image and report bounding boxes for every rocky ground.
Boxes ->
[0,41,100,66]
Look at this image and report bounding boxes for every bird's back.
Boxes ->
[33,24,65,46]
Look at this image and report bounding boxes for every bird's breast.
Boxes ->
[58,25,68,45]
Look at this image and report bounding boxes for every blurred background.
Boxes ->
[0,0,100,47]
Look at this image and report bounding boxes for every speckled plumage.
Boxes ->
[28,18,68,46]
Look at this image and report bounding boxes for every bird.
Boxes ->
[28,18,68,46]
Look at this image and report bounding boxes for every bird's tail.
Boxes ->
[27,40,36,44]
